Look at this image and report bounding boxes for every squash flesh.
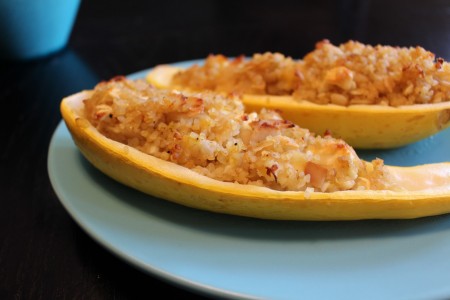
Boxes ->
[61,91,450,220]
[147,65,450,149]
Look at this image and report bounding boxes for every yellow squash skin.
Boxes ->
[147,65,450,149]
[61,91,450,220]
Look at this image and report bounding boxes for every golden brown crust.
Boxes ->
[82,77,394,192]
[171,40,450,106]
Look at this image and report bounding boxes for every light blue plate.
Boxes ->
[48,63,450,300]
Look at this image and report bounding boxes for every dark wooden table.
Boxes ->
[1,1,449,299]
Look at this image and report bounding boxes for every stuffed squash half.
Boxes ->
[60,77,450,220]
[147,40,450,149]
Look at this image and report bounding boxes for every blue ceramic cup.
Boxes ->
[0,0,81,60]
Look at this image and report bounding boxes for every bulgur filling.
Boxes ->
[172,40,450,106]
[172,52,301,96]
[84,77,395,192]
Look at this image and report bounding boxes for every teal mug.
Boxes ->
[0,0,81,60]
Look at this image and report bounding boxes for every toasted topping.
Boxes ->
[172,52,301,95]
[171,40,449,106]
[84,77,396,192]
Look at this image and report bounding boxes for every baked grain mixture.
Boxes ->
[173,53,300,96]
[84,77,395,192]
[296,40,450,106]
[172,40,450,106]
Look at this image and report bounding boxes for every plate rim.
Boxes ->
[48,61,450,300]
[48,121,256,300]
